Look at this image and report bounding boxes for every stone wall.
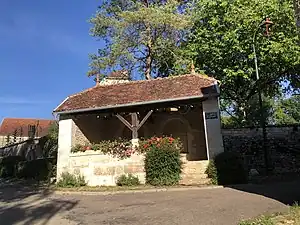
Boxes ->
[222,125,300,173]
[0,138,44,160]
[68,151,145,186]
[0,135,29,148]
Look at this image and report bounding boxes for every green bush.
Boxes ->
[116,174,140,186]
[0,156,25,178]
[56,172,86,187]
[205,160,218,185]
[206,152,248,185]
[144,137,183,186]
[17,158,54,181]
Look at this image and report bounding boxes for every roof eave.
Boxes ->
[54,92,220,116]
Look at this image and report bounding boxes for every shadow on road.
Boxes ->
[0,180,78,225]
[227,179,300,205]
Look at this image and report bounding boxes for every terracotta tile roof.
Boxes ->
[0,118,54,137]
[54,74,218,113]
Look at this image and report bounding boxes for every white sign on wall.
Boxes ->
[205,112,218,120]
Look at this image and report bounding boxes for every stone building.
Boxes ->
[53,72,224,186]
[0,118,53,148]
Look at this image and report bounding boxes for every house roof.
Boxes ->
[54,74,219,114]
[0,118,53,137]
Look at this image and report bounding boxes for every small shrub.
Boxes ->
[205,160,218,185]
[0,156,25,178]
[206,152,247,185]
[116,174,140,186]
[144,137,183,186]
[71,144,85,153]
[56,172,86,187]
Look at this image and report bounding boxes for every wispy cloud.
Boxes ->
[0,96,50,105]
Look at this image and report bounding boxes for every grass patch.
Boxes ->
[239,204,300,225]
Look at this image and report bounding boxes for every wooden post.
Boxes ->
[131,113,139,139]
[116,110,153,147]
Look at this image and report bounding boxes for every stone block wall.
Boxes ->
[222,125,300,173]
[68,151,145,186]
[66,152,209,186]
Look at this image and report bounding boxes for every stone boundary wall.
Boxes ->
[0,138,44,160]
[68,151,145,186]
[222,125,300,138]
[221,125,300,173]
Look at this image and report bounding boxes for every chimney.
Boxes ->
[100,70,130,86]
[190,62,196,75]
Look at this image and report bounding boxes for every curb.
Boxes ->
[54,185,224,196]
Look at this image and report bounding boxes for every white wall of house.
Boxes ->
[202,97,224,159]
[56,118,74,180]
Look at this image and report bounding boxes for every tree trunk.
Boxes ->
[143,0,152,80]
[294,0,300,38]
[145,41,153,80]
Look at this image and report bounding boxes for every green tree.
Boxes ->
[273,95,300,124]
[294,0,300,36]
[43,122,58,158]
[221,95,275,127]
[88,0,192,80]
[183,0,300,124]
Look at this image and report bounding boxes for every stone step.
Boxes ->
[180,177,211,185]
[181,173,208,179]
[181,163,209,174]
[182,167,207,174]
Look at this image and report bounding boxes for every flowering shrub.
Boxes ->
[137,136,182,154]
[71,139,134,159]
[142,136,183,186]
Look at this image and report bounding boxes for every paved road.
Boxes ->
[1,181,300,225]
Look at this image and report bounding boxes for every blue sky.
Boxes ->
[0,0,102,122]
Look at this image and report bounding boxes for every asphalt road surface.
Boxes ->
[1,181,300,225]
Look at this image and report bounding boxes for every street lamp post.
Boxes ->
[252,17,274,174]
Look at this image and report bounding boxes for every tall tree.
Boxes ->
[294,0,300,36]
[182,0,300,124]
[88,0,192,80]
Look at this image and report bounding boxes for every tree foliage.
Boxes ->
[273,95,300,125]
[183,0,300,124]
[89,0,192,80]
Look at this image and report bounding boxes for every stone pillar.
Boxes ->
[202,98,224,159]
[56,118,74,181]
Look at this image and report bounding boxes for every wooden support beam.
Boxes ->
[116,110,153,140]
[131,113,139,139]
[116,114,133,131]
[137,110,153,130]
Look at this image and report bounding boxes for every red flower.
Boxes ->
[144,144,149,149]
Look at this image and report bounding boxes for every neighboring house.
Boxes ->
[0,118,53,148]
[53,70,224,186]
